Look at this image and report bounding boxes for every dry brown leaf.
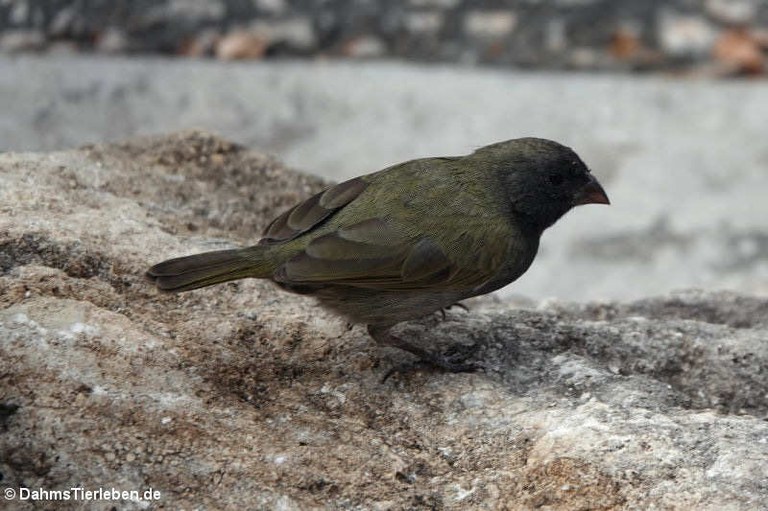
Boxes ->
[610,28,642,60]
[712,28,765,75]
[215,30,267,60]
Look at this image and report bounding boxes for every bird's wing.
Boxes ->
[273,217,495,291]
[260,177,368,244]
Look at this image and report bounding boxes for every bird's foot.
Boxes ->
[382,356,478,382]
[368,324,480,381]
[436,302,470,321]
[380,343,480,382]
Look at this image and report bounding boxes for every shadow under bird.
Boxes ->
[147,138,609,372]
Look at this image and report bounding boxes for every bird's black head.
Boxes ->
[471,137,609,232]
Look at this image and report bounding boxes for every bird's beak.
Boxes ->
[573,175,610,206]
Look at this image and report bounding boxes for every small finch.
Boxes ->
[148,138,609,371]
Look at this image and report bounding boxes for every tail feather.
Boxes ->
[147,247,273,292]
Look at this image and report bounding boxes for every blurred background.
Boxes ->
[1,0,767,301]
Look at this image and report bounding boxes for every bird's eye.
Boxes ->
[548,173,565,186]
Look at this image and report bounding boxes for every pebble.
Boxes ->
[257,0,287,15]
[705,0,757,25]
[658,10,717,57]
[0,30,46,52]
[96,28,129,54]
[405,11,444,34]
[343,36,386,59]
[464,11,518,39]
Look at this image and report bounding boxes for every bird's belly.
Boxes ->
[311,286,467,326]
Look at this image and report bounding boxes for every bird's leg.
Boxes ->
[367,324,478,378]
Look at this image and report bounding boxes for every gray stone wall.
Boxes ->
[1,0,768,72]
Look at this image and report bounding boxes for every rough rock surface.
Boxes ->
[1,132,767,510]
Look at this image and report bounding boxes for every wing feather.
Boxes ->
[275,219,492,291]
[261,177,367,244]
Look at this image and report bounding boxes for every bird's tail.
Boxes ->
[146,246,275,293]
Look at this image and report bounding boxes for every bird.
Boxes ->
[147,138,609,372]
